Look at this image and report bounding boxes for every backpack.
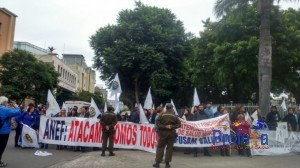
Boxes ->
[0,119,4,129]
[0,107,6,129]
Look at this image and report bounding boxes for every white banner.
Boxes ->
[38,114,230,153]
[251,130,300,155]
[38,114,300,155]
[174,114,230,147]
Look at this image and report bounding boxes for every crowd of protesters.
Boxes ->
[2,95,300,167]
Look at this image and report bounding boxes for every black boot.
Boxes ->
[246,148,252,157]
[220,149,225,156]
[225,149,230,156]
[152,162,160,168]
[238,148,244,156]
[101,151,105,157]
[109,152,115,156]
[165,162,171,168]
[204,148,211,156]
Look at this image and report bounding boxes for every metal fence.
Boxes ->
[219,103,289,118]
[177,103,297,118]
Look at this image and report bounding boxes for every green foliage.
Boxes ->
[271,7,300,95]
[90,2,189,104]
[188,5,260,103]
[0,49,59,103]
[72,90,104,108]
[90,1,300,106]
[188,5,300,103]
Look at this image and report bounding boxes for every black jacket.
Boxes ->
[282,114,297,131]
[193,110,208,121]
[266,111,281,130]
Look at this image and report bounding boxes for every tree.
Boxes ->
[188,5,300,104]
[0,49,59,104]
[72,90,104,108]
[90,2,189,105]
[188,6,260,103]
[214,0,299,116]
[271,8,300,98]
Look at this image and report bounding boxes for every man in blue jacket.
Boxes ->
[0,96,21,167]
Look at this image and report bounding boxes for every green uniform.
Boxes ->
[155,110,181,163]
[100,111,117,153]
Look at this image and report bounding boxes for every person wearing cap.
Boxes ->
[100,105,117,156]
[153,103,181,168]
[0,96,21,167]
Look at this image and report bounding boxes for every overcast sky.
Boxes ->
[1,0,299,87]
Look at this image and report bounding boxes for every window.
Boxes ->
[58,65,60,72]
[0,22,2,34]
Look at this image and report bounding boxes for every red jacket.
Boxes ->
[233,121,250,135]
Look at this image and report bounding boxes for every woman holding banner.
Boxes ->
[40,105,48,149]
[214,106,230,156]
[56,108,67,150]
[233,113,251,157]
[181,107,193,154]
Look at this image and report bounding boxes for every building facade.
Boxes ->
[12,41,96,94]
[36,54,78,92]
[14,41,48,55]
[0,8,17,56]
[63,54,96,93]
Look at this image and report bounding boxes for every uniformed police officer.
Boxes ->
[153,103,181,168]
[100,106,117,156]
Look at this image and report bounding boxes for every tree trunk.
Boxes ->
[134,79,140,105]
[258,0,272,117]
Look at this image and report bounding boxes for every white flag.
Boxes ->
[212,106,218,114]
[193,88,200,107]
[114,102,120,114]
[144,87,153,109]
[171,99,179,116]
[21,124,39,148]
[46,90,60,117]
[281,98,287,111]
[110,73,122,97]
[139,104,149,124]
[245,112,252,124]
[251,110,258,126]
[89,98,101,118]
[104,102,107,112]
[62,102,69,112]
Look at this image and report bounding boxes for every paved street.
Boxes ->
[50,150,300,168]
[3,133,300,168]
[3,133,81,168]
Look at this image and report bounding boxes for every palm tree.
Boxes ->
[48,46,55,54]
[214,0,297,116]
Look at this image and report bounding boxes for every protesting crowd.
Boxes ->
[1,93,300,168]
